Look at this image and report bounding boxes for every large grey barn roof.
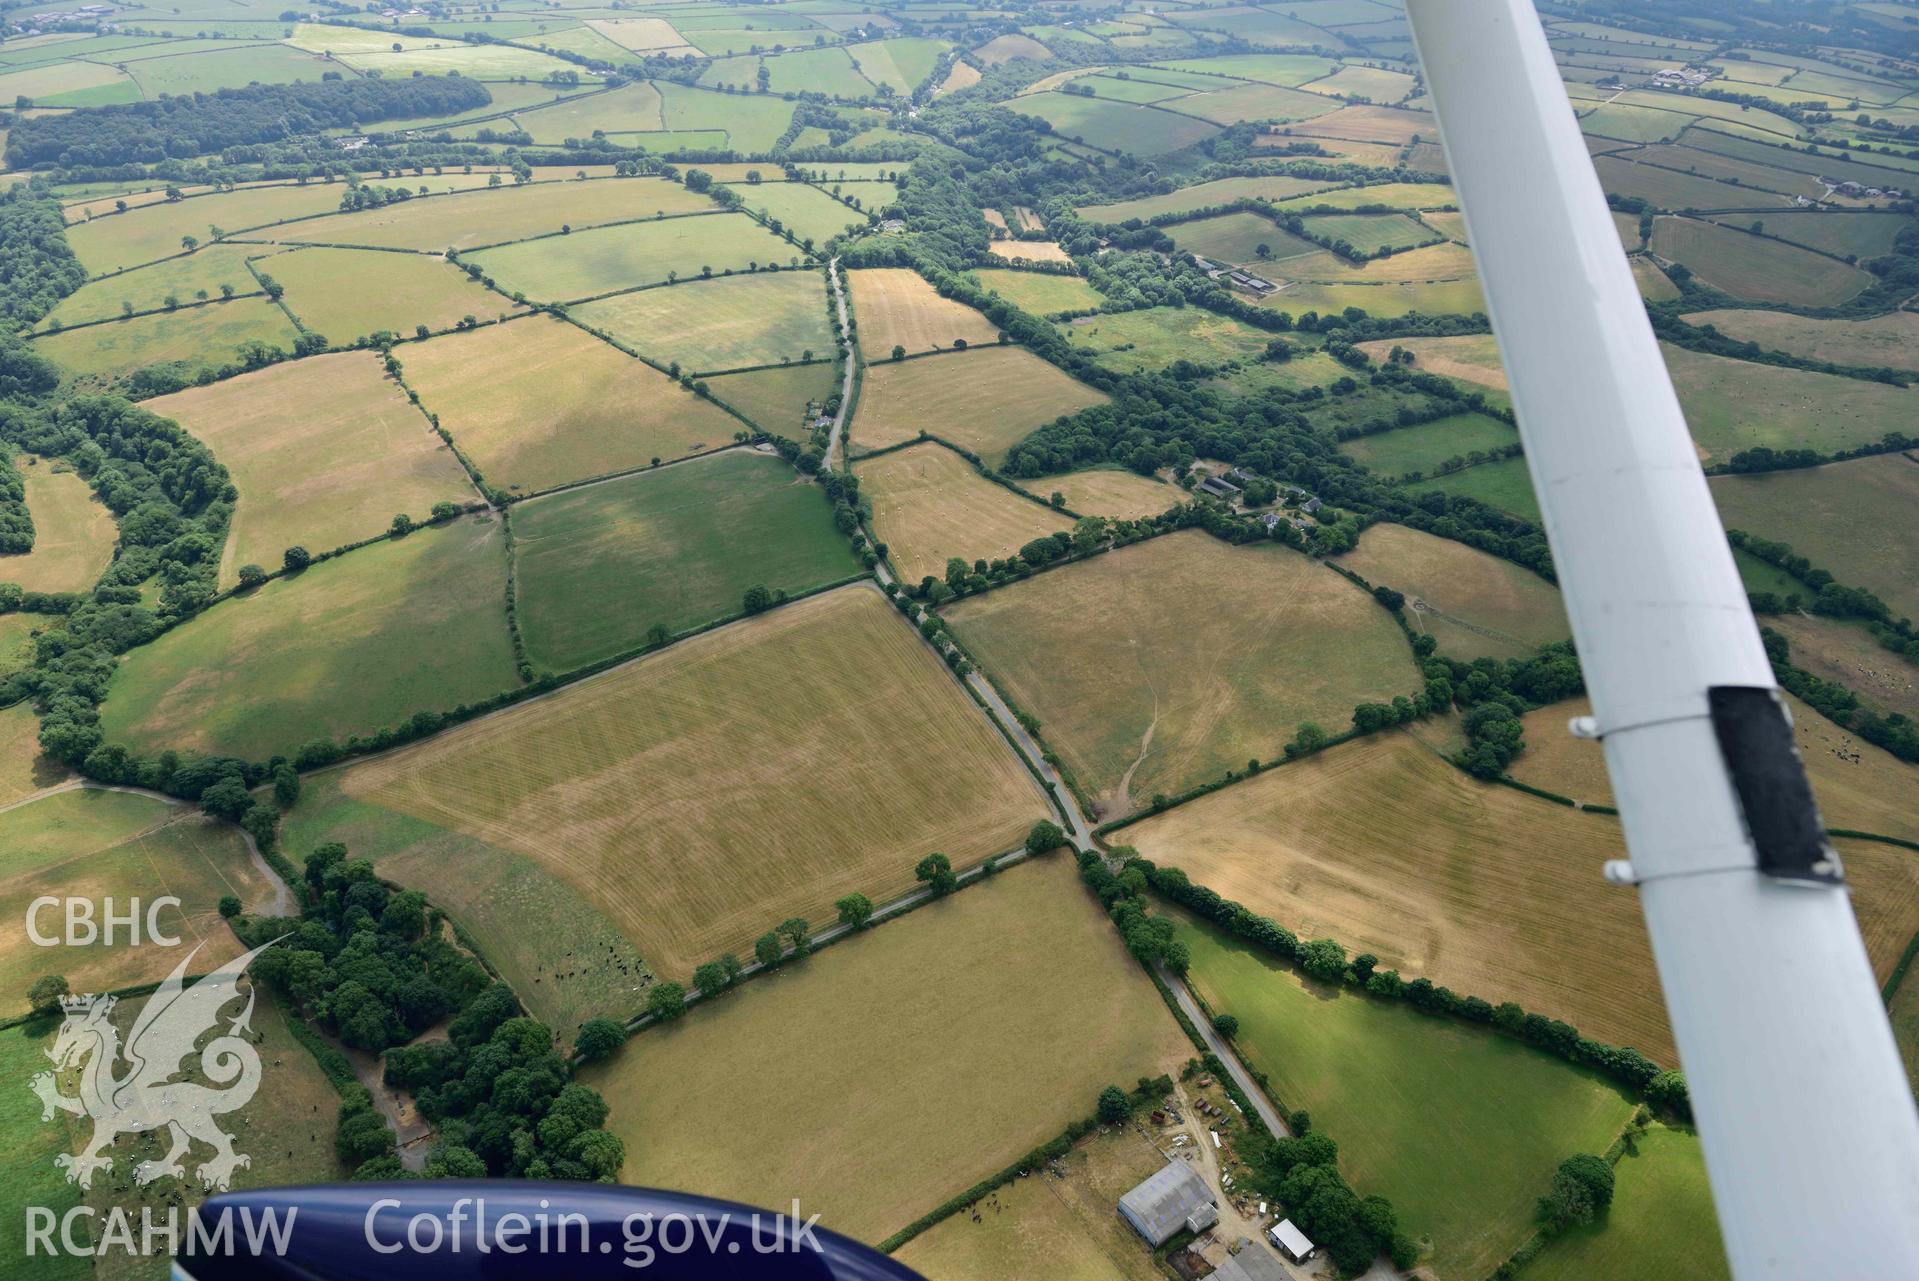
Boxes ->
[1117,1160,1214,1246]
[1210,1246,1292,1281]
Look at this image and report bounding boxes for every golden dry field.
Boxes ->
[1124,731,1919,1067]
[584,855,1189,1242]
[1354,332,1506,390]
[267,246,519,342]
[1513,693,1919,845]
[1333,522,1568,662]
[851,347,1108,465]
[850,267,1003,358]
[945,531,1419,817]
[396,315,742,493]
[0,457,116,594]
[332,586,1047,985]
[271,176,714,251]
[144,351,477,587]
[1771,613,1919,720]
[858,444,1074,585]
[65,183,346,273]
[0,701,61,807]
[1031,468,1184,519]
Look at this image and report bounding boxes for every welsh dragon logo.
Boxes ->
[29,940,275,1191]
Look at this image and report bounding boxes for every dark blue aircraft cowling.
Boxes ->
[171,1182,928,1280]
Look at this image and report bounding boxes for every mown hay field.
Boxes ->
[895,1122,1170,1281]
[706,361,838,435]
[146,351,475,588]
[1293,104,1438,145]
[65,184,344,273]
[1681,307,1919,373]
[1303,211,1439,254]
[397,316,742,494]
[32,298,301,387]
[1058,306,1273,373]
[572,270,830,373]
[1076,173,1339,222]
[1355,332,1505,389]
[859,444,1074,586]
[1660,342,1917,460]
[725,181,868,246]
[971,268,1102,316]
[946,531,1419,817]
[465,213,794,302]
[273,176,713,251]
[0,788,270,1015]
[1708,453,1919,622]
[585,855,1188,1243]
[41,243,264,327]
[100,515,517,760]
[326,586,1045,988]
[1337,411,1520,480]
[850,267,1003,359]
[1333,523,1567,662]
[1032,467,1183,519]
[514,450,860,671]
[1650,215,1875,306]
[1514,693,1919,845]
[269,246,517,341]
[1174,909,1638,1281]
[1522,1125,1729,1281]
[853,346,1108,466]
[0,457,116,594]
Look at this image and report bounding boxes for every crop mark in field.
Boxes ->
[1407,596,1529,651]
[1114,651,1162,818]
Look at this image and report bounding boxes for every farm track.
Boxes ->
[826,256,853,470]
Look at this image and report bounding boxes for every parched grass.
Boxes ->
[1009,92,1222,155]
[329,586,1045,989]
[706,362,839,435]
[0,457,116,594]
[975,32,1053,64]
[274,177,712,251]
[100,514,517,761]
[396,316,742,493]
[1170,210,1322,266]
[1334,523,1566,662]
[1294,103,1436,145]
[1300,62,1417,101]
[1058,307,1274,373]
[466,213,795,303]
[0,788,268,1015]
[511,81,662,143]
[268,246,517,341]
[585,854,1187,1243]
[1355,332,1505,390]
[987,240,1073,265]
[572,271,831,373]
[1275,182,1458,212]
[851,347,1109,467]
[1650,215,1875,307]
[514,450,861,670]
[1288,239,1479,283]
[1031,467,1184,519]
[41,243,265,328]
[946,530,1418,817]
[1264,276,1487,319]
[1338,411,1520,478]
[144,351,475,588]
[1708,453,1919,622]
[337,42,576,79]
[858,445,1073,586]
[1632,256,1682,301]
[1513,692,1919,846]
[1659,342,1918,461]
[1076,174,1342,223]
[31,298,301,388]
[725,181,869,245]
[1173,905,1639,1281]
[1521,1125,1729,1281]
[1772,613,1919,721]
[971,268,1102,316]
[850,267,1002,359]
[1682,307,1919,372]
[0,701,63,807]
[893,1121,1171,1281]
[65,184,345,274]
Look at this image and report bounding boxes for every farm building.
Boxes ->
[1197,475,1241,499]
[1214,1244,1293,1281]
[1267,1218,1316,1264]
[1118,1160,1216,1246]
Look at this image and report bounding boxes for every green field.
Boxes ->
[572,270,831,373]
[1420,456,1541,520]
[1340,412,1520,479]
[851,346,1109,466]
[31,298,301,388]
[1708,453,1919,621]
[1703,210,1910,259]
[725,181,869,245]
[1009,92,1223,154]
[657,85,798,152]
[513,450,860,670]
[119,44,337,96]
[1170,210,1322,266]
[40,243,265,328]
[1174,911,1638,1280]
[1661,343,1918,461]
[511,81,663,143]
[0,1019,88,1279]
[64,184,345,274]
[1592,154,1790,212]
[1522,1126,1730,1281]
[706,361,838,435]
[100,515,517,760]
[1178,80,1342,124]
[467,214,796,302]
[268,246,518,341]
[1057,306,1274,373]
[1077,174,1341,222]
[1303,211,1441,253]
[944,530,1418,817]
[1650,216,1875,307]
[970,268,1103,316]
[1680,308,1919,372]
[276,177,714,252]
[1265,276,1488,319]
